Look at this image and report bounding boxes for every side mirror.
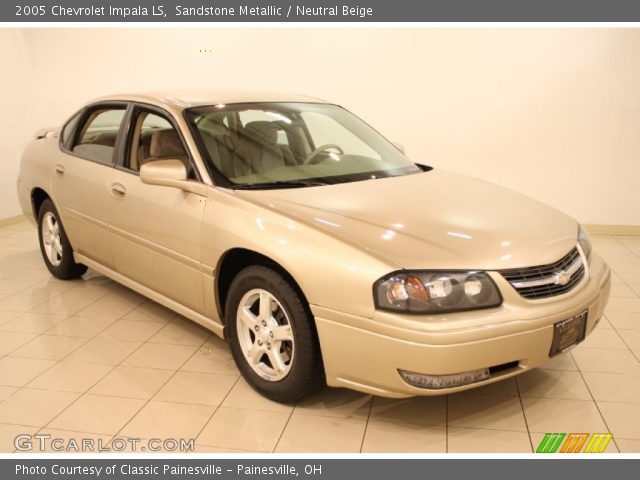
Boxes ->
[392,142,405,154]
[140,159,206,195]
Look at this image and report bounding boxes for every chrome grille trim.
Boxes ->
[510,253,583,288]
[499,247,585,299]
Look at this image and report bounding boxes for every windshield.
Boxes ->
[186,102,424,188]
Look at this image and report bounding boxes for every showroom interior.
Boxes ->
[0,28,639,453]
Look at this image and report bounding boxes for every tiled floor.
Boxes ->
[1,219,639,453]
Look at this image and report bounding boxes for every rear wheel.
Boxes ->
[37,199,87,280]
[225,265,324,403]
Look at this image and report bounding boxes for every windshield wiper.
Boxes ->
[233,179,330,190]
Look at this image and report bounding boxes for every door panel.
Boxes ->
[51,104,128,268]
[51,152,114,268]
[108,170,206,312]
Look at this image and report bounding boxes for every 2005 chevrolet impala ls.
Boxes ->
[17,90,611,402]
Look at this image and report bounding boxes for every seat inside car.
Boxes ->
[198,117,253,179]
[197,118,297,180]
[92,131,119,147]
[142,130,188,166]
[241,121,295,174]
[136,130,153,166]
[134,129,196,179]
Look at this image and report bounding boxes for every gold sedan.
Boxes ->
[17,91,611,402]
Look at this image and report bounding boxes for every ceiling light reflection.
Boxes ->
[315,217,341,228]
[266,112,292,124]
[447,231,472,240]
[381,230,396,240]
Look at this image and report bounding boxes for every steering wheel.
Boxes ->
[303,144,344,165]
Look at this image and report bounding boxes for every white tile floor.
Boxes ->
[0,219,639,453]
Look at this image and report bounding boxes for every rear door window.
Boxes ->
[72,108,127,165]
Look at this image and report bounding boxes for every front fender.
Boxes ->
[201,187,397,320]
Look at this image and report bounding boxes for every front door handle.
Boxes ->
[110,182,127,198]
[54,164,65,176]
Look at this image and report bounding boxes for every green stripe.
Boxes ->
[536,433,552,453]
[549,433,566,453]
[536,433,566,453]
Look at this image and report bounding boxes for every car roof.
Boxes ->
[92,89,330,112]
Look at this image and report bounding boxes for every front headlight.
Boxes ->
[578,225,592,262]
[374,271,502,314]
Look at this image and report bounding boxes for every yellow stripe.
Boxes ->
[596,434,613,453]
[598,433,613,453]
[590,435,604,453]
[584,433,612,453]
[584,435,597,453]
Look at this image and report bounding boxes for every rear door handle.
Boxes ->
[54,164,65,176]
[110,182,127,198]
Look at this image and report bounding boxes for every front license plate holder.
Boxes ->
[549,309,588,357]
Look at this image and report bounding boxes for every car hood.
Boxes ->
[234,169,578,270]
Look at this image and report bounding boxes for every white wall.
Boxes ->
[0,30,38,219]
[2,28,640,225]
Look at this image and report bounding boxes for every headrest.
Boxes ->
[149,129,185,159]
[93,132,118,147]
[244,121,278,145]
[199,117,231,136]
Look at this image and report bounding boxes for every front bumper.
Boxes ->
[312,251,611,398]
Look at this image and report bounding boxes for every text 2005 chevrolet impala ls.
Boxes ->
[17,91,611,402]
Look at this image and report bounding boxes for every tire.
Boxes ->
[225,265,325,403]
[37,198,87,280]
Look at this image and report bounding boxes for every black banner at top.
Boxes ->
[4,0,640,22]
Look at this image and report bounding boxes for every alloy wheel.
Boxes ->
[236,288,295,381]
[41,211,63,267]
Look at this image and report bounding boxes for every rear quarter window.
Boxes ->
[61,111,81,149]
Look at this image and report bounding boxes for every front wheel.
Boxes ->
[37,198,87,280]
[225,265,324,403]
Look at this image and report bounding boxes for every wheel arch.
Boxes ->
[31,187,51,218]
[214,247,312,326]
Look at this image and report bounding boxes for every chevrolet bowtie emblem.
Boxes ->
[554,270,571,286]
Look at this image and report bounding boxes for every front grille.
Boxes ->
[499,247,585,299]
